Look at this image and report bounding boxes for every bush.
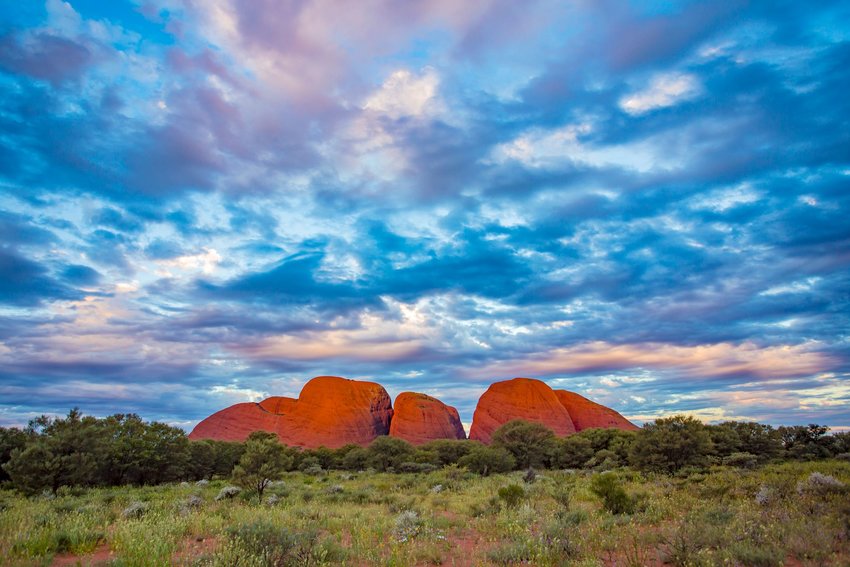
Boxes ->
[491,420,556,469]
[723,452,758,469]
[121,501,148,519]
[215,485,241,501]
[458,445,515,476]
[497,484,525,508]
[796,471,845,495]
[590,472,635,514]
[367,437,415,472]
[227,520,320,565]
[630,415,713,473]
[232,431,292,503]
[393,510,422,542]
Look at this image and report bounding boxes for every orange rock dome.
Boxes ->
[554,390,638,432]
[189,376,393,449]
[468,378,576,443]
[389,392,466,445]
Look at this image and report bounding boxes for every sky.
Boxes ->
[0,0,848,434]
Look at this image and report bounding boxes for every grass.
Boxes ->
[0,460,847,566]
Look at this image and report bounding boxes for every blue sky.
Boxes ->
[1,0,848,432]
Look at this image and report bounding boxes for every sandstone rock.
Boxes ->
[389,392,466,445]
[280,376,393,448]
[553,390,638,431]
[189,376,393,449]
[188,402,287,443]
[468,377,576,444]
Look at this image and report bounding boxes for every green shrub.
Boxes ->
[392,510,423,543]
[590,472,635,514]
[491,420,556,469]
[497,483,525,508]
[458,445,515,476]
[227,520,321,566]
[487,540,535,565]
[722,452,758,469]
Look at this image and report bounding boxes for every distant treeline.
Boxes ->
[1,410,849,494]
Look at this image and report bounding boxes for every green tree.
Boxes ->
[232,431,292,503]
[491,420,556,469]
[341,447,370,471]
[710,421,782,461]
[366,436,414,472]
[3,441,59,494]
[458,444,515,476]
[629,415,713,473]
[102,414,190,485]
[420,439,473,466]
[556,435,594,468]
[777,424,833,460]
[0,426,28,483]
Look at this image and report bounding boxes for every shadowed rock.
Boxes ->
[553,390,638,431]
[389,392,466,445]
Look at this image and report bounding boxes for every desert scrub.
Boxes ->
[497,483,525,509]
[590,472,636,514]
[214,485,241,501]
[393,510,422,542]
[112,510,189,567]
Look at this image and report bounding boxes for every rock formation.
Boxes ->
[468,378,576,443]
[191,375,637,448]
[189,401,292,443]
[281,376,393,448]
[553,390,638,432]
[189,376,393,449]
[389,392,466,445]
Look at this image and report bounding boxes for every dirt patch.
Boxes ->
[51,543,113,566]
[172,535,220,566]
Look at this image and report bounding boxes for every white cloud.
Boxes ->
[620,72,701,115]
[159,248,222,275]
[363,67,442,119]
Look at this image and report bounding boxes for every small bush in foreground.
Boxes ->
[497,483,525,509]
[590,472,635,514]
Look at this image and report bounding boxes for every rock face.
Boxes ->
[189,376,393,449]
[282,376,393,448]
[191,375,637,448]
[468,378,577,444]
[553,390,638,432]
[189,401,293,443]
[389,392,466,445]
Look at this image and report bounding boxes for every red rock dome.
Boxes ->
[188,402,290,443]
[554,390,638,431]
[389,392,466,445]
[280,376,393,448]
[189,376,393,449]
[468,378,576,444]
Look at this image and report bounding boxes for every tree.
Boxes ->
[366,436,414,472]
[556,435,594,468]
[629,415,713,473]
[232,431,292,503]
[711,421,782,461]
[491,420,556,469]
[420,439,473,466]
[777,424,833,460]
[458,444,515,476]
[102,414,190,485]
[3,441,59,494]
[0,427,28,483]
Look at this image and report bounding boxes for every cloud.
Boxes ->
[477,341,837,381]
[619,72,701,115]
[364,67,442,119]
